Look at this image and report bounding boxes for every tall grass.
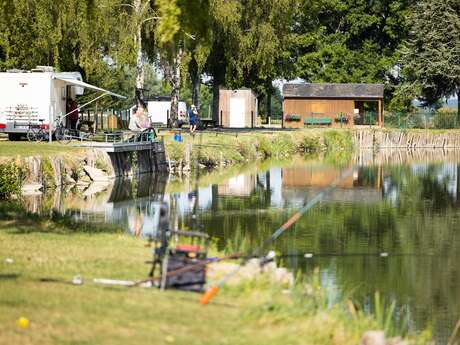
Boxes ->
[163,129,354,170]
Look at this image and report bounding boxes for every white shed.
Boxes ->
[218,89,258,128]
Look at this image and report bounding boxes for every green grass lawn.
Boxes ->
[0,136,82,158]
[0,203,431,345]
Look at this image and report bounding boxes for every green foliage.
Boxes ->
[297,135,321,153]
[402,0,460,112]
[286,114,301,122]
[291,0,411,102]
[41,157,55,187]
[0,161,22,200]
[95,158,110,172]
[323,130,354,152]
[0,0,431,116]
[433,111,458,129]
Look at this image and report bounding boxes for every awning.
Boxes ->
[53,76,127,99]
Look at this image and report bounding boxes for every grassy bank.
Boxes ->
[0,203,430,345]
[162,129,353,170]
[0,137,83,159]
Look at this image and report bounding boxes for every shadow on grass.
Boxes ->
[0,201,121,235]
[0,273,20,281]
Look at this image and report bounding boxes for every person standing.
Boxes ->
[68,98,79,130]
[188,104,199,133]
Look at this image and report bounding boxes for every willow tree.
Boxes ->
[402,0,460,119]
[0,0,101,71]
[205,0,296,123]
[231,0,296,121]
[186,1,212,110]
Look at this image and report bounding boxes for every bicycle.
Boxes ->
[26,119,49,142]
[54,120,95,144]
[54,120,71,144]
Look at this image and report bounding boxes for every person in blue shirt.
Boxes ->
[188,104,199,133]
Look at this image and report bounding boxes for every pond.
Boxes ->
[23,150,460,343]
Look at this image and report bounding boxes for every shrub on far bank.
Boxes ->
[433,111,458,129]
[0,161,23,200]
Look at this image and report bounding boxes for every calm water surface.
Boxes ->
[25,151,460,343]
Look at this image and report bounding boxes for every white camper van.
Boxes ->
[147,97,187,127]
[0,66,124,140]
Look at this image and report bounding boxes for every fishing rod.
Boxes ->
[276,252,447,258]
[199,166,354,305]
[133,253,242,287]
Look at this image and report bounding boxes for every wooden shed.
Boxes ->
[218,89,258,128]
[282,83,384,128]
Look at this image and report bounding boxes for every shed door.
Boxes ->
[230,98,245,127]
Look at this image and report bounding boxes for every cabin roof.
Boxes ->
[283,83,384,99]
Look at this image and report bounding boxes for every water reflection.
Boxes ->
[22,151,460,343]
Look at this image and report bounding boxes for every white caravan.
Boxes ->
[0,66,125,140]
[147,97,188,126]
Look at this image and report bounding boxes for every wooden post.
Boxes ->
[381,100,385,127]
[220,110,223,127]
[377,99,382,127]
[95,110,98,130]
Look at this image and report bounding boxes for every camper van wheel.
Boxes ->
[8,133,22,141]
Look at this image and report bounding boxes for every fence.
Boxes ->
[79,108,131,132]
[384,111,460,129]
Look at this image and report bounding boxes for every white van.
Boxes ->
[0,66,124,140]
[147,97,187,127]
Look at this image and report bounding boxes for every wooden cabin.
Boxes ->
[282,83,384,128]
[218,89,258,128]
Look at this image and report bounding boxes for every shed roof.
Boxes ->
[283,83,384,99]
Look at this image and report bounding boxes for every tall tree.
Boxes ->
[291,0,412,102]
[402,0,460,119]
[155,0,208,126]
[155,0,183,126]
[206,0,296,123]
[114,0,157,111]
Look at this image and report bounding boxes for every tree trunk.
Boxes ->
[458,87,460,125]
[169,46,183,127]
[266,91,272,125]
[212,80,220,125]
[456,164,460,205]
[190,58,200,109]
[134,0,145,111]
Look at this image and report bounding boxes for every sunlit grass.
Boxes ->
[0,137,82,158]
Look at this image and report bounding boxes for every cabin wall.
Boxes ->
[283,98,355,128]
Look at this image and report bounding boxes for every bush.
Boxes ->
[323,130,353,151]
[297,135,321,153]
[408,113,427,129]
[0,162,23,200]
[433,111,457,129]
[285,114,301,122]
